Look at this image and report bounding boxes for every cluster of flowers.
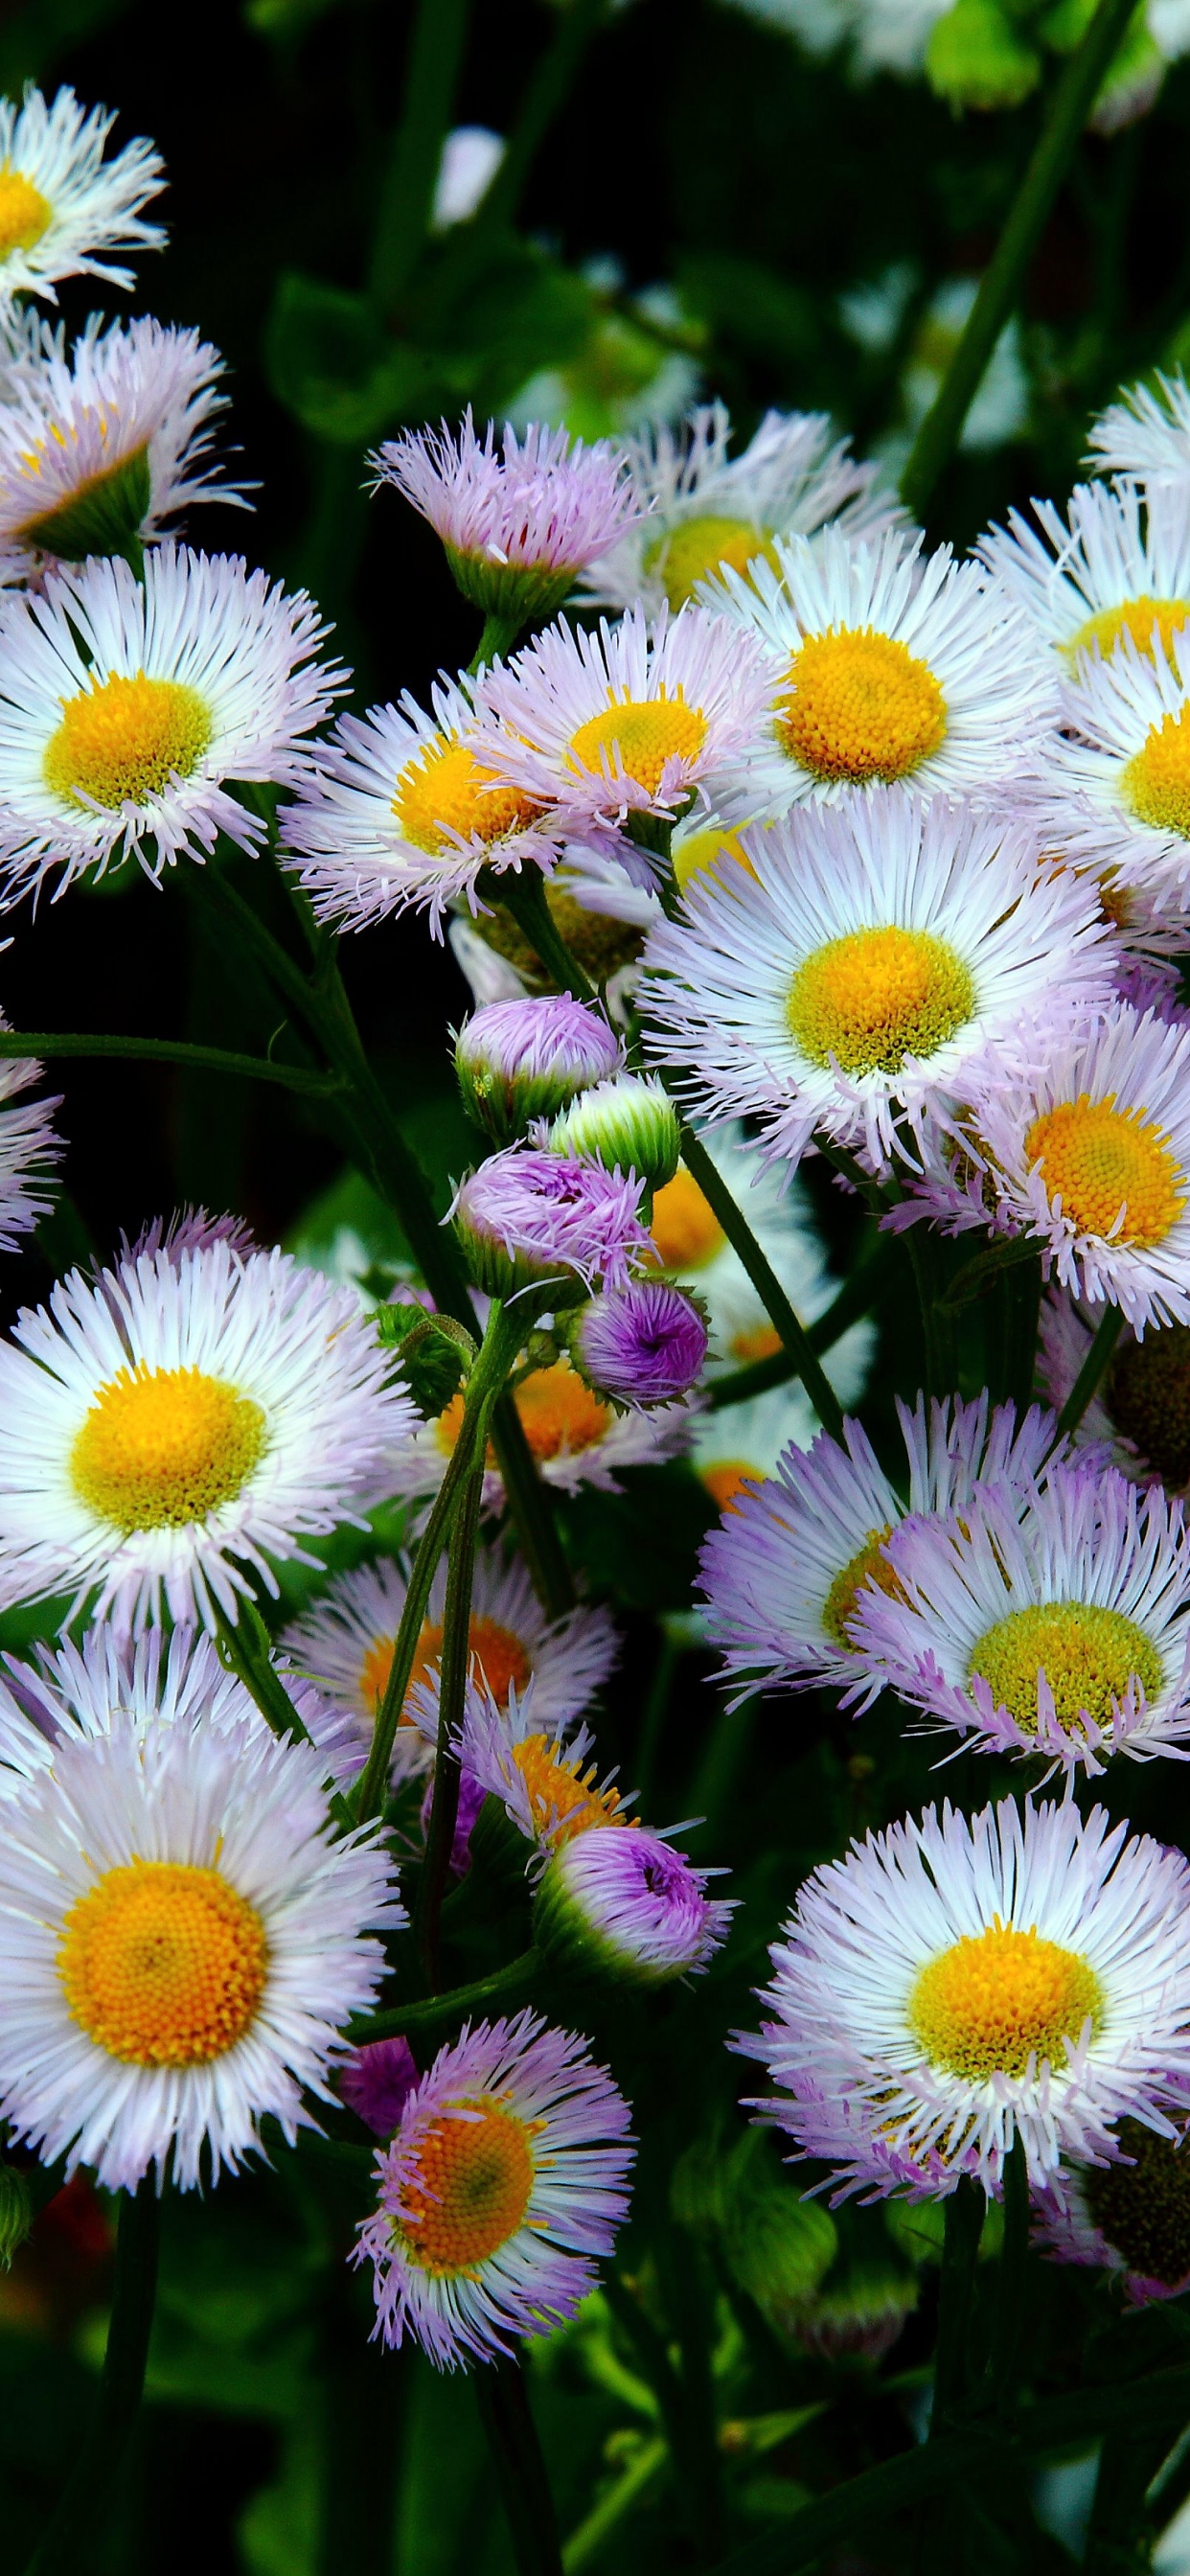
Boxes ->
[0,66,1188,2381]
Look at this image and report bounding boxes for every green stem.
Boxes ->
[706,1230,890,1411]
[414,1456,485,1990]
[474,0,608,236]
[903,1224,957,1404]
[987,2137,1029,2417]
[1054,1301,1124,1442]
[561,2436,667,2574]
[368,0,471,312]
[497,871,598,1000]
[24,2177,160,2576]
[490,1388,576,1617]
[347,1945,541,2045]
[353,1423,479,1824]
[468,610,527,677]
[0,1028,340,1096]
[678,1129,845,1439]
[899,0,1140,519]
[930,2182,984,2436]
[216,1599,357,1838]
[475,2351,563,2576]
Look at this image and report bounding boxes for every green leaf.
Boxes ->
[264,273,444,445]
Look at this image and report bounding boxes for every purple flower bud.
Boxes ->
[455,996,624,1144]
[370,412,644,625]
[451,1146,651,1306]
[535,1824,734,1986]
[574,1278,707,1408]
[119,1206,259,1269]
[340,2036,420,2137]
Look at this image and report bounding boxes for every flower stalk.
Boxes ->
[24,2176,161,2576]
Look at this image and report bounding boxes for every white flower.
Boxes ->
[739,1796,1190,2197]
[0,314,246,579]
[0,543,343,901]
[579,400,899,616]
[0,1014,59,1251]
[0,1239,416,1632]
[641,789,1113,1174]
[977,478,1190,672]
[1017,623,1190,917]
[0,86,163,304]
[698,525,1056,819]
[1087,371,1190,488]
[0,1702,401,2190]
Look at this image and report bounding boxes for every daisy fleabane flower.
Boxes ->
[0,314,246,580]
[0,1704,401,2193]
[698,1393,1074,1708]
[355,2010,634,2367]
[579,400,900,616]
[1035,2118,1190,2304]
[469,603,774,876]
[0,86,163,304]
[698,524,1055,819]
[438,1674,634,1852]
[854,1462,1190,1775]
[1087,371,1190,488]
[977,478,1190,672]
[535,1826,734,1986]
[1039,1287,1190,1492]
[641,790,1113,1176]
[739,1797,1190,2199]
[0,1013,60,1252]
[280,673,562,938]
[0,544,343,901]
[372,412,643,625]
[1018,621,1190,914]
[900,1003,1190,1332]
[0,1239,416,1632]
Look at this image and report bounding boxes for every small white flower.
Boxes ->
[0,1012,59,1251]
[1017,623,1190,917]
[1087,371,1190,488]
[0,86,164,304]
[977,478,1190,672]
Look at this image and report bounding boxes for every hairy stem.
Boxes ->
[1054,1300,1124,1442]
[347,1945,541,2044]
[677,1128,846,1438]
[0,1027,340,1096]
[414,1458,485,1990]
[475,2351,564,2576]
[368,0,470,311]
[25,2177,160,2576]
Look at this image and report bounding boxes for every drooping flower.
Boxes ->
[1038,1288,1190,1491]
[976,478,1190,674]
[699,526,1055,819]
[900,1004,1190,1333]
[0,1704,401,2191]
[698,1393,1071,1706]
[573,1278,708,1409]
[0,86,164,304]
[0,1239,414,1632]
[451,1146,652,1303]
[641,789,1112,1175]
[1035,2118,1190,2303]
[0,1019,60,1252]
[739,1796,1190,2197]
[0,544,342,899]
[854,1462,1190,1774]
[535,1825,733,1985]
[280,675,562,937]
[0,314,246,579]
[372,412,644,626]
[579,400,899,616]
[469,603,775,871]
[355,2009,634,2367]
[454,994,624,1145]
[1087,371,1190,488]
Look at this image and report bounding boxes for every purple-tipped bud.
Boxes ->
[542,1072,681,1193]
[119,1206,259,1269]
[574,1278,707,1408]
[455,996,624,1145]
[450,1146,651,1307]
[340,2036,420,2137]
[370,411,644,626]
[535,1824,733,1987]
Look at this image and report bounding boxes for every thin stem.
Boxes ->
[899,0,1139,518]
[0,1027,340,1096]
[929,2180,984,2435]
[368,0,471,312]
[474,0,608,236]
[216,1599,357,1838]
[561,2435,667,2574]
[707,1229,890,1410]
[353,1425,479,1825]
[415,1457,485,1991]
[468,610,527,676]
[496,871,598,1000]
[1054,1301,1125,1442]
[476,2351,563,2576]
[987,2137,1029,2417]
[678,1128,845,1438]
[490,1388,575,1617]
[347,1946,541,2045]
[24,2177,160,2576]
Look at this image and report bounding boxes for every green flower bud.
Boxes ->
[372,1304,471,1419]
[927,0,1041,107]
[545,1074,681,1194]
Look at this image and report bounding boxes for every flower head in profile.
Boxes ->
[573,1278,708,1409]
[372,411,643,624]
[699,525,1055,820]
[1035,2118,1190,2304]
[280,674,562,938]
[739,1796,1190,2198]
[455,994,624,1145]
[855,1462,1190,1775]
[451,1146,652,1303]
[0,85,163,303]
[0,1019,59,1253]
[443,1675,633,1852]
[642,789,1113,1175]
[1087,370,1190,488]
[579,399,899,616]
[977,478,1190,674]
[0,1239,414,1633]
[1039,1289,1190,1492]
[0,315,246,580]
[0,1703,401,2191]
[0,544,342,900]
[535,1825,734,1986]
[355,2009,634,2367]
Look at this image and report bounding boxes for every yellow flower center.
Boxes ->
[71,1365,266,1532]
[359,1617,533,1716]
[673,822,756,891]
[1067,597,1190,668]
[648,1166,726,1271]
[777,628,948,784]
[1109,1324,1190,1487]
[909,1921,1104,2082]
[393,733,542,855]
[699,1460,765,1511]
[57,1859,268,2066]
[0,167,52,259]
[436,1362,611,1466]
[787,925,974,1076]
[1124,704,1190,840]
[729,1322,783,1363]
[569,693,708,794]
[393,2100,535,2276]
[645,514,782,611]
[1086,2117,1190,2288]
[821,1526,901,1646]
[513,1733,627,1842]
[43,673,213,811]
[969,1601,1162,1732]
[1025,1094,1186,1248]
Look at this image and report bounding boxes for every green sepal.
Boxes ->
[372,1304,473,1418]
[22,445,151,564]
[0,2161,34,2269]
